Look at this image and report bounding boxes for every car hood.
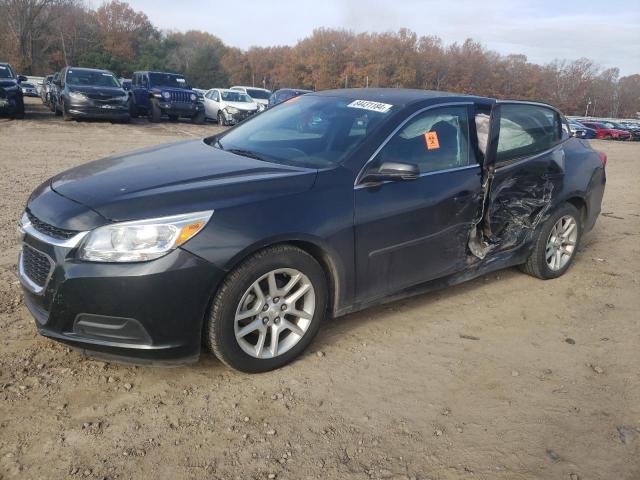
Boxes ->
[49,139,318,222]
[67,85,125,96]
[224,101,258,111]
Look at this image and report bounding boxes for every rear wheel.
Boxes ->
[206,245,327,372]
[520,203,582,279]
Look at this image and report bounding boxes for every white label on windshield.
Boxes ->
[102,73,113,77]
[347,99,393,113]
[177,78,186,83]
[0,66,7,70]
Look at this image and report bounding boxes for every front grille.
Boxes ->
[22,244,53,288]
[170,91,192,103]
[26,210,78,240]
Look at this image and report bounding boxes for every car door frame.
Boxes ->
[352,101,486,303]
[473,100,567,258]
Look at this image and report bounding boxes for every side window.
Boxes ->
[142,75,149,88]
[375,106,472,174]
[496,104,561,165]
[213,90,220,102]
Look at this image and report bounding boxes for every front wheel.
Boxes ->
[192,111,205,125]
[520,203,582,279]
[147,98,162,123]
[217,111,226,126]
[206,245,327,372]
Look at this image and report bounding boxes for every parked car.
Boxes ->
[203,88,260,125]
[130,71,205,123]
[51,67,130,122]
[20,82,38,97]
[230,86,271,111]
[568,121,595,139]
[579,120,631,140]
[40,75,54,105]
[610,121,640,141]
[19,89,606,372]
[268,88,313,107]
[0,62,26,119]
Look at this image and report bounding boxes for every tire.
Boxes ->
[13,98,25,119]
[62,100,72,121]
[147,98,162,122]
[54,101,62,116]
[205,245,328,373]
[128,97,138,118]
[217,111,225,126]
[192,110,205,125]
[520,203,582,280]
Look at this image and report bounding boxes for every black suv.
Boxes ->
[53,66,130,122]
[130,71,205,123]
[0,62,27,119]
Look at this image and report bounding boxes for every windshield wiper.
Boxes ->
[227,148,265,161]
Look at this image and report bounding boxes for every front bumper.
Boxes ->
[67,102,130,120]
[158,101,203,117]
[19,226,224,364]
[224,109,257,125]
[0,96,20,115]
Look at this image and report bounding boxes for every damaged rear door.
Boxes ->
[471,102,566,258]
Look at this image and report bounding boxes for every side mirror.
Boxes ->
[17,75,28,83]
[361,161,420,184]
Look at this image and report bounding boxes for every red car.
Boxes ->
[580,121,631,140]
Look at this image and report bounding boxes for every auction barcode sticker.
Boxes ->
[347,100,393,113]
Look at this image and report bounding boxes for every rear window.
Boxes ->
[246,88,271,100]
[496,104,561,165]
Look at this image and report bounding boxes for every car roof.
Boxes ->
[66,67,114,74]
[309,88,489,107]
[232,86,269,91]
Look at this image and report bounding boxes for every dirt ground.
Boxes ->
[1,98,639,480]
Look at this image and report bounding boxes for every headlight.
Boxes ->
[190,93,197,101]
[257,104,266,112]
[69,91,88,101]
[79,211,213,263]
[226,107,239,114]
[162,91,171,100]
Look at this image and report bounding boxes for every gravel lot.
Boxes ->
[1,98,639,480]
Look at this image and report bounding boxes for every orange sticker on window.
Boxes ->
[425,131,440,150]
[285,96,301,104]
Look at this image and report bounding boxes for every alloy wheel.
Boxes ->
[545,215,578,271]
[234,268,315,359]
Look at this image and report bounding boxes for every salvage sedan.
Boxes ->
[19,89,606,372]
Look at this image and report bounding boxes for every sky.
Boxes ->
[110,0,640,75]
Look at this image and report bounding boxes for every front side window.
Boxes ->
[497,104,561,164]
[374,106,472,174]
[209,95,394,168]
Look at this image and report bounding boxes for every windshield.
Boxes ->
[149,73,190,89]
[0,64,15,79]
[208,95,394,168]
[246,88,271,100]
[221,91,252,102]
[67,69,120,88]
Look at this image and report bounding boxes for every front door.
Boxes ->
[354,104,483,302]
